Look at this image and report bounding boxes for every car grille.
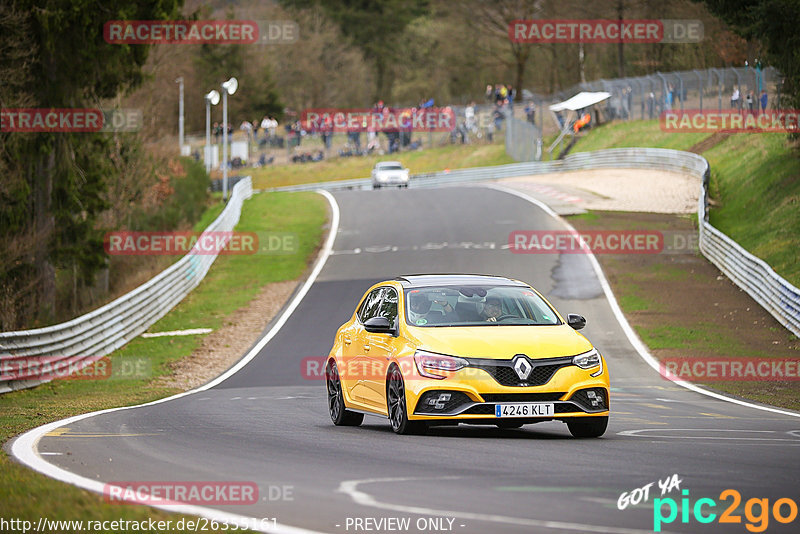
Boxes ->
[462,404,495,415]
[480,392,566,403]
[569,387,609,411]
[465,356,574,387]
[414,390,472,415]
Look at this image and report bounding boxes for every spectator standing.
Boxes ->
[524,102,535,124]
[760,90,768,113]
[465,102,476,133]
[626,86,633,118]
[240,120,254,148]
[731,87,740,110]
[746,92,754,113]
[621,88,630,119]
[261,115,270,141]
[321,114,333,150]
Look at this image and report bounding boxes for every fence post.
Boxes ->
[694,70,704,112]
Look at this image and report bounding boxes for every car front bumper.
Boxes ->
[405,358,610,422]
[373,174,409,185]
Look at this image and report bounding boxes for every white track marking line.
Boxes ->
[141,328,213,338]
[619,428,800,441]
[484,183,800,419]
[10,189,340,534]
[338,477,673,534]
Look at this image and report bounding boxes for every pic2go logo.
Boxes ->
[654,489,799,532]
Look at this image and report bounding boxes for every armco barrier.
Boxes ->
[0,177,253,393]
[265,148,800,338]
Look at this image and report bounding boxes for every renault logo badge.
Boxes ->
[513,354,532,380]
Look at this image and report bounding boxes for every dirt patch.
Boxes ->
[570,211,800,410]
[504,168,701,213]
[688,131,731,154]
[158,280,297,390]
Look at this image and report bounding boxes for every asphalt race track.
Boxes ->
[20,186,800,533]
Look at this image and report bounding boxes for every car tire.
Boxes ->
[373,184,381,189]
[386,366,427,435]
[326,360,363,426]
[495,421,524,429]
[566,416,608,438]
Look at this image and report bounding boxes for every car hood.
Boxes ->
[405,324,593,360]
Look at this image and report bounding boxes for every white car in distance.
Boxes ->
[371,161,409,189]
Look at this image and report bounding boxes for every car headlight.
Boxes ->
[573,349,603,376]
[414,350,468,379]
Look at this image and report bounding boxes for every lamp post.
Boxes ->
[176,77,184,153]
[221,77,238,202]
[204,90,220,173]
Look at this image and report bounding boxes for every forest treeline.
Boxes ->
[0,0,795,330]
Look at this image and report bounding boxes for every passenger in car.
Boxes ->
[408,293,457,326]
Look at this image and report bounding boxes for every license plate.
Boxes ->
[495,403,554,418]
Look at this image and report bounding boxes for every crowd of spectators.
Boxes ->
[207,87,518,169]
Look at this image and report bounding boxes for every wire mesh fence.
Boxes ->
[548,66,782,121]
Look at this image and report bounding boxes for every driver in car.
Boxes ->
[481,297,504,322]
[408,292,457,326]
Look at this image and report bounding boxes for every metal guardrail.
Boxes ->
[697,174,800,338]
[5,148,796,394]
[0,177,253,393]
[265,148,800,338]
[262,148,706,192]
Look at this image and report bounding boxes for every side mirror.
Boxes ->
[364,316,396,335]
[567,314,586,330]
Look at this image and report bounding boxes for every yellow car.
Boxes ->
[325,274,610,437]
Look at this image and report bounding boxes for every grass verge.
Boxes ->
[245,140,512,189]
[571,120,800,285]
[569,211,800,410]
[0,191,328,530]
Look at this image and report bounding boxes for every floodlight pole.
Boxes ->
[220,78,238,202]
[205,95,214,173]
[204,91,220,173]
[222,89,229,201]
[206,98,211,172]
[176,77,184,153]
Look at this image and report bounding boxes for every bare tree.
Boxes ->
[450,0,545,91]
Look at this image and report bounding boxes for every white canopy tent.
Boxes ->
[549,91,611,112]
[548,91,611,155]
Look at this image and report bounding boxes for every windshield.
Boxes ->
[378,164,403,170]
[405,286,560,327]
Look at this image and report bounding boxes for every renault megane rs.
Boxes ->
[325,274,609,437]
